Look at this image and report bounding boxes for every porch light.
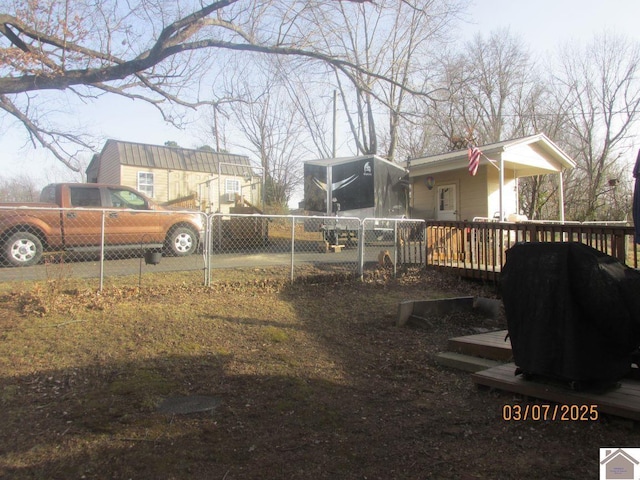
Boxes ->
[425,176,435,190]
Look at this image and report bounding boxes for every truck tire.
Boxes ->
[166,227,198,256]
[3,231,43,267]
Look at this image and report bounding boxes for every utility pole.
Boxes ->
[332,90,337,158]
[213,105,220,152]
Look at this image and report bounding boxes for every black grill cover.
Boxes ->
[501,242,640,385]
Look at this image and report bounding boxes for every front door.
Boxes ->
[436,184,457,221]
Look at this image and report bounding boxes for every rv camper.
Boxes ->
[303,155,409,245]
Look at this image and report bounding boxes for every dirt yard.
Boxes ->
[0,267,639,479]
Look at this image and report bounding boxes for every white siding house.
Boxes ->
[408,134,576,222]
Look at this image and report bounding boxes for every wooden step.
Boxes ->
[448,329,513,362]
[435,351,503,373]
[472,363,640,421]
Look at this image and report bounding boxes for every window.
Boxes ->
[225,178,240,194]
[69,187,102,207]
[138,172,154,197]
[109,188,147,209]
[39,185,56,203]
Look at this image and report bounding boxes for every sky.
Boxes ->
[466,0,639,54]
[1,0,639,189]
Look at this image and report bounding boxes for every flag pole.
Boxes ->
[482,153,501,171]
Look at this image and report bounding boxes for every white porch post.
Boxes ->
[558,169,565,222]
[499,155,504,220]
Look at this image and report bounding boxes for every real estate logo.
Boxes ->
[600,448,640,479]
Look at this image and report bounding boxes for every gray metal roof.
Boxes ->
[104,139,254,176]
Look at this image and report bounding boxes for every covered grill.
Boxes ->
[501,242,640,388]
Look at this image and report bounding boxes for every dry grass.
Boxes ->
[0,267,639,479]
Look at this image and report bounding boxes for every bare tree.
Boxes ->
[274,60,336,160]
[226,70,306,209]
[417,49,472,152]
[1,0,413,171]
[0,173,40,201]
[425,29,538,148]
[514,78,572,220]
[281,0,464,161]
[552,34,640,221]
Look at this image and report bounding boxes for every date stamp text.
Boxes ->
[502,404,599,421]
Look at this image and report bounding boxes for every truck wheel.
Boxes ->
[3,232,43,267]
[166,227,198,256]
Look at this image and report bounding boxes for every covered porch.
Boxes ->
[408,134,577,223]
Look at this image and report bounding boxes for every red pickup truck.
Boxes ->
[0,183,205,267]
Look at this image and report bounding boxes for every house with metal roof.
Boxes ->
[86,139,262,213]
[407,133,576,222]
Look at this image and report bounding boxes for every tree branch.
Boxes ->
[0,94,89,171]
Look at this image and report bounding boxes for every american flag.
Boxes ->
[468,146,481,176]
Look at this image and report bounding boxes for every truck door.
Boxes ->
[105,187,162,245]
[62,185,105,247]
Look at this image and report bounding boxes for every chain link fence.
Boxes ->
[207,214,364,284]
[0,206,425,288]
[361,218,426,277]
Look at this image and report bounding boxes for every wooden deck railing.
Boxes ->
[426,220,639,281]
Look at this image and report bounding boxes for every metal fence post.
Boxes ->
[393,219,398,278]
[290,217,295,283]
[99,210,105,291]
[204,213,211,286]
[358,220,365,281]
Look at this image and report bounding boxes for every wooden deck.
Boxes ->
[442,329,640,421]
[473,363,640,421]
[430,260,502,281]
[447,330,512,362]
[426,220,640,277]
